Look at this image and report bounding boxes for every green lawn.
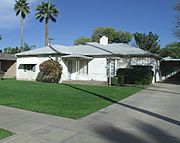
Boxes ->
[0,80,142,119]
[0,128,13,140]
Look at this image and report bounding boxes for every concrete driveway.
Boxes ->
[0,83,180,143]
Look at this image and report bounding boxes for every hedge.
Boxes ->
[115,66,153,85]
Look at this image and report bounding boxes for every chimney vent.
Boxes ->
[100,36,108,45]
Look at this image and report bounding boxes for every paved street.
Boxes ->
[0,83,180,143]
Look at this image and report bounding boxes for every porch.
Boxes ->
[61,55,107,82]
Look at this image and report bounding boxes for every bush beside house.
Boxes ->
[36,59,63,83]
[112,66,153,85]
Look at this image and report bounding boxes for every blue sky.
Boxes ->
[0,0,179,50]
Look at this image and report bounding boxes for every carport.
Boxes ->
[160,57,180,83]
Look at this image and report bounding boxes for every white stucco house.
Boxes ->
[16,36,160,83]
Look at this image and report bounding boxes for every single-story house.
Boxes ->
[16,36,161,83]
[0,53,16,78]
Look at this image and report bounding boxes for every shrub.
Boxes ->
[111,76,119,86]
[117,75,124,85]
[109,76,124,86]
[36,59,63,83]
[0,71,4,80]
[117,66,153,85]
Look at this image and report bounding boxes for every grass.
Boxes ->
[0,128,14,140]
[0,79,142,119]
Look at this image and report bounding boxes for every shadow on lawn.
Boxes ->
[63,84,180,127]
[92,120,180,143]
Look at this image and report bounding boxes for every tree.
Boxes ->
[74,36,92,45]
[114,31,132,44]
[160,42,180,58]
[14,0,30,52]
[3,47,20,54]
[90,27,133,44]
[134,32,160,54]
[75,27,132,45]
[174,1,180,39]
[0,35,2,53]
[92,27,117,43]
[23,43,36,51]
[3,43,35,54]
[35,2,59,47]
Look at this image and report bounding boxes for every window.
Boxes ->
[24,64,36,72]
[79,60,88,74]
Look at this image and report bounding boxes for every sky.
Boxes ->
[0,0,179,50]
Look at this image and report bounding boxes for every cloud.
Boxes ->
[0,0,39,29]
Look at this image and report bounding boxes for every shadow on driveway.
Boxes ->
[92,120,180,143]
[63,84,180,127]
[144,88,180,95]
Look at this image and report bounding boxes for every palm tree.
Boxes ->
[14,0,30,52]
[35,2,59,47]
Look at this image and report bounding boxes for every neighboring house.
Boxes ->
[16,36,160,83]
[0,53,16,78]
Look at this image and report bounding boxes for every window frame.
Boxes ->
[24,64,36,72]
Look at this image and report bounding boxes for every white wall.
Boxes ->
[121,57,160,83]
[62,58,107,82]
[87,58,107,81]
[17,56,160,83]
[16,56,107,82]
[116,58,130,68]
[16,56,58,81]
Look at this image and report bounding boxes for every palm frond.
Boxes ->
[35,2,59,23]
[14,0,30,19]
